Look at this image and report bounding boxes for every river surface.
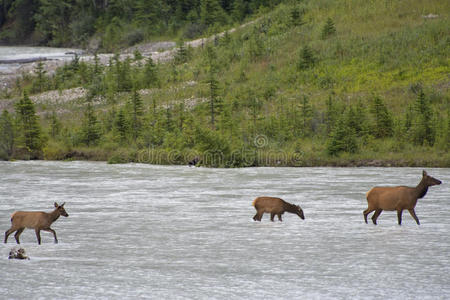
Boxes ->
[0,161,449,299]
[0,46,82,74]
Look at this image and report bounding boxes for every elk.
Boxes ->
[4,202,69,244]
[252,197,304,222]
[364,170,441,225]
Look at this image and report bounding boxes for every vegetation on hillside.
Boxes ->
[0,0,449,167]
[0,0,279,50]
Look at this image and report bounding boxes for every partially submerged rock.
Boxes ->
[8,247,29,260]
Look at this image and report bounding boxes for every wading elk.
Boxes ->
[364,171,441,225]
[4,202,69,244]
[252,197,304,222]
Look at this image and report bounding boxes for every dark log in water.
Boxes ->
[0,57,48,64]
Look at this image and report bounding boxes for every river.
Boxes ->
[0,161,449,299]
[0,46,82,75]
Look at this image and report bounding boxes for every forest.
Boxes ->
[0,0,278,49]
[0,0,449,166]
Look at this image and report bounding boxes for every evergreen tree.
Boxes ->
[15,91,43,156]
[129,89,144,142]
[299,96,313,137]
[327,113,358,156]
[33,61,47,93]
[143,56,159,88]
[0,110,14,159]
[290,7,305,27]
[370,96,393,138]
[49,111,61,139]
[355,100,369,137]
[411,91,435,146]
[81,102,101,146]
[115,108,128,144]
[117,57,133,92]
[34,0,72,45]
[298,46,316,70]
[232,0,247,23]
[206,46,221,128]
[174,40,189,64]
[321,17,336,39]
[200,0,227,27]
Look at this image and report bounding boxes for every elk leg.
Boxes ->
[408,209,420,225]
[397,209,403,225]
[43,228,58,243]
[35,229,42,245]
[253,211,263,221]
[14,228,24,244]
[278,214,282,222]
[270,213,275,222]
[371,209,382,225]
[4,227,16,243]
[363,208,374,224]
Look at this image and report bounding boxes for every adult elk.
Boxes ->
[252,197,304,222]
[5,202,69,244]
[364,171,441,225]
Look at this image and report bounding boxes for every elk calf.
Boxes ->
[4,202,69,244]
[252,197,304,222]
[364,171,441,225]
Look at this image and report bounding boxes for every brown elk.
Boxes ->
[4,202,69,244]
[364,171,441,225]
[252,197,304,222]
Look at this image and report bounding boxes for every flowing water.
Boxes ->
[0,161,449,299]
[0,46,82,74]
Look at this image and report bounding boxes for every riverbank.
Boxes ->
[5,144,447,168]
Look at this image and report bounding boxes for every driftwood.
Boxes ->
[0,57,48,64]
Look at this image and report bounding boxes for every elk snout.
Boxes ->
[297,209,305,220]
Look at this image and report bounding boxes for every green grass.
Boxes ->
[3,0,450,167]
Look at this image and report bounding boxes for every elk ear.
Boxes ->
[61,202,66,206]
[54,202,58,207]
[423,170,427,177]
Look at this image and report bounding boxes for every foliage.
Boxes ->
[2,0,449,166]
[14,91,44,158]
[0,110,15,160]
[321,17,336,39]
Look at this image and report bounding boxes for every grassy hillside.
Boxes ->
[1,0,449,166]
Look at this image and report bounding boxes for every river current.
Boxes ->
[0,161,449,299]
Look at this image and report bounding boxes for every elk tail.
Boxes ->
[252,198,258,207]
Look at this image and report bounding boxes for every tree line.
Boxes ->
[0,0,282,50]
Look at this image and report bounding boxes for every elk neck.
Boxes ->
[415,177,429,199]
[49,208,62,222]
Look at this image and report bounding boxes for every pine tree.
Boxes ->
[411,91,435,146]
[81,102,101,146]
[206,46,221,128]
[15,91,43,156]
[143,56,159,88]
[290,7,305,27]
[370,96,393,138]
[115,108,128,144]
[200,0,226,27]
[298,46,316,70]
[321,17,336,39]
[327,113,358,156]
[175,40,189,64]
[0,110,14,159]
[299,96,313,137]
[129,89,144,142]
[49,111,61,139]
[33,61,47,93]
